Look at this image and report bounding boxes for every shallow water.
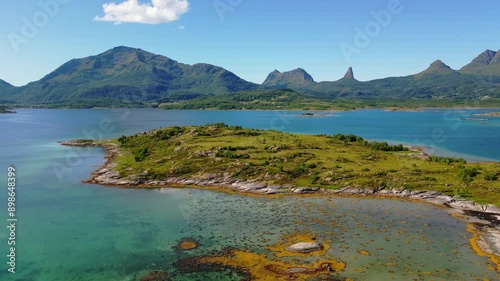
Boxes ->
[175,192,498,280]
[0,109,498,280]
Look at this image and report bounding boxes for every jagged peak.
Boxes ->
[470,50,497,65]
[343,67,355,80]
[491,50,500,64]
[262,68,314,85]
[459,49,500,75]
[263,70,282,84]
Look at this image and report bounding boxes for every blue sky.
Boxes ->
[1,0,500,86]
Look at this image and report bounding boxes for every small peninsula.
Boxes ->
[61,123,500,270]
[0,106,16,114]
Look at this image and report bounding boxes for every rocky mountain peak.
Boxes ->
[460,49,500,75]
[262,68,314,87]
[343,67,355,80]
[471,50,497,65]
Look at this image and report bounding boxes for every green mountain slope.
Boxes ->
[0,79,14,92]
[0,79,13,88]
[159,89,337,110]
[5,46,257,106]
[0,80,15,103]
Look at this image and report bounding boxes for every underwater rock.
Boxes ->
[292,187,320,194]
[175,238,199,251]
[140,270,170,281]
[286,242,324,253]
[357,250,371,256]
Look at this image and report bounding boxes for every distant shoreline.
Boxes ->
[0,99,500,110]
[474,112,500,117]
[5,104,500,111]
[0,106,16,114]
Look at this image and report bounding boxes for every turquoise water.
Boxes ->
[0,109,499,280]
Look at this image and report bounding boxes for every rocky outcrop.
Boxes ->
[481,229,500,256]
[59,140,100,147]
[343,67,355,80]
[286,242,324,254]
[0,106,17,114]
[460,49,498,75]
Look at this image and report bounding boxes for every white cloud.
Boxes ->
[94,0,189,24]
[177,25,185,30]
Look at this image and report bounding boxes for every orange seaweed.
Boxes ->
[466,224,500,272]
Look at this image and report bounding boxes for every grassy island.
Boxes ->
[95,123,499,205]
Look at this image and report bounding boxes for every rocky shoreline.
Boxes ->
[61,140,500,268]
[474,112,500,117]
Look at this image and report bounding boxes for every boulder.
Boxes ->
[293,187,320,194]
[286,242,323,253]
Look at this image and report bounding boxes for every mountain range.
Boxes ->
[0,46,257,106]
[1,47,500,107]
[261,50,500,100]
